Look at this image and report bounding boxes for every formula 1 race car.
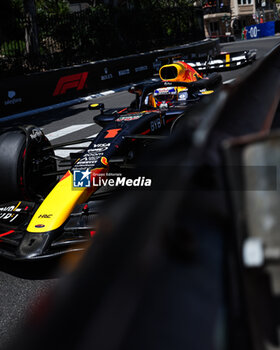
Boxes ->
[0,61,223,260]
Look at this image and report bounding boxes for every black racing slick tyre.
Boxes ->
[0,127,57,202]
[170,113,189,135]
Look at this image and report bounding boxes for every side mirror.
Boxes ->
[223,132,280,268]
[88,103,104,111]
[222,132,280,339]
[128,86,142,96]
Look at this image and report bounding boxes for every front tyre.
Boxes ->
[0,126,57,202]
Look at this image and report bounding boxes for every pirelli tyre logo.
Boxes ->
[53,72,88,96]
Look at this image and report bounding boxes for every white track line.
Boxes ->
[54,133,98,158]
[45,124,92,140]
[223,78,235,84]
[101,90,116,96]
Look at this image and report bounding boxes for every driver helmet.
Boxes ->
[154,87,178,107]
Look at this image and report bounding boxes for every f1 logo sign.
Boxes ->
[53,72,88,96]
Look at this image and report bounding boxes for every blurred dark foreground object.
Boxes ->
[7,43,280,350]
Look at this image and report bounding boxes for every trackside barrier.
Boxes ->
[0,39,219,119]
[244,21,276,40]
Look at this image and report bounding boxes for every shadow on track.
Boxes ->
[0,106,89,129]
[0,256,63,280]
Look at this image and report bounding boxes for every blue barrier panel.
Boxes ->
[245,21,275,40]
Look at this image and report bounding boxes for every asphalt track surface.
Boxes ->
[0,36,279,348]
